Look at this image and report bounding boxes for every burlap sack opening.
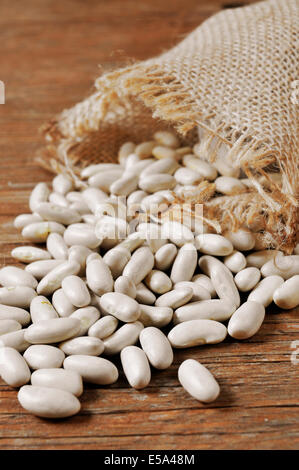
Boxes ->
[38,0,299,253]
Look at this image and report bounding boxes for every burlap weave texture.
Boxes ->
[39,0,299,252]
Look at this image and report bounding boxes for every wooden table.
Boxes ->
[0,0,298,450]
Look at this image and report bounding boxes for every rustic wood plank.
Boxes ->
[0,0,298,450]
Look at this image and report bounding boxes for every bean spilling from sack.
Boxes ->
[0,130,298,418]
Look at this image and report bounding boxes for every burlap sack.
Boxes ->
[38,0,299,253]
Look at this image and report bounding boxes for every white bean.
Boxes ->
[29,182,50,212]
[0,329,30,352]
[134,140,157,159]
[134,141,155,158]
[88,315,118,340]
[127,189,148,206]
[103,321,144,355]
[88,169,123,190]
[140,192,170,214]
[139,174,176,193]
[191,274,217,298]
[118,142,136,165]
[49,192,69,207]
[126,158,155,176]
[153,131,180,149]
[168,319,227,348]
[122,246,154,285]
[94,197,128,220]
[69,200,90,214]
[123,153,140,168]
[246,250,280,268]
[0,304,31,326]
[174,281,211,302]
[139,327,173,370]
[173,298,236,324]
[46,232,69,259]
[23,345,65,369]
[25,259,64,280]
[64,223,102,249]
[37,260,80,296]
[31,368,83,397]
[140,157,179,177]
[227,301,265,339]
[234,267,261,292]
[224,229,255,251]
[86,258,114,295]
[137,222,167,253]
[99,196,123,217]
[110,174,138,196]
[52,288,76,317]
[273,275,299,309]
[0,347,31,387]
[24,318,81,344]
[223,250,247,273]
[176,146,193,156]
[175,167,203,185]
[215,176,246,195]
[59,336,104,356]
[182,155,217,181]
[103,246,131,279]
[145,270,172,294]
[68,245,92,275]
[161,221,194,247]
[170,243,197,283]
[247,275,284,306]
[178,359,220,403]
[135,282,156,305]
[64,354,118,385]
[154,243,177,271]
[175,146,192,156]
[52,173,74,195]
[213,157,240,178]
[30,296,58,323]
[82,187,108,213]
[22,221,65,243]
[195,234,233,256]
[0,319,21,335]
[70,306,100,336]
[81,163,121,179]
[95,216,128,249]
[0,266,37,289]
[11,246,51,263]
[152,145,178,160]
[120,346,151,389]
[155,287,193,309]
[14,213,43,229]
[35,202,81,225]
[18,385,81,418]
[198,255,240,307]
[100,292,140,322]
[86,252,101,263]
[139,305,173,328]
[260,255,299,280]
[61,275,91,308]
[114,276,136,298]
[0,286,37,308]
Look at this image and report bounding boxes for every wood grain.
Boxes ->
[0,0,298,450]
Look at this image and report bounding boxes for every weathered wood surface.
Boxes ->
[0,0,298,450]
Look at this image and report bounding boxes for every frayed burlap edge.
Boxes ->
[37,61,298,254]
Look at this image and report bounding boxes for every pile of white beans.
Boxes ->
[0,130,298,419]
